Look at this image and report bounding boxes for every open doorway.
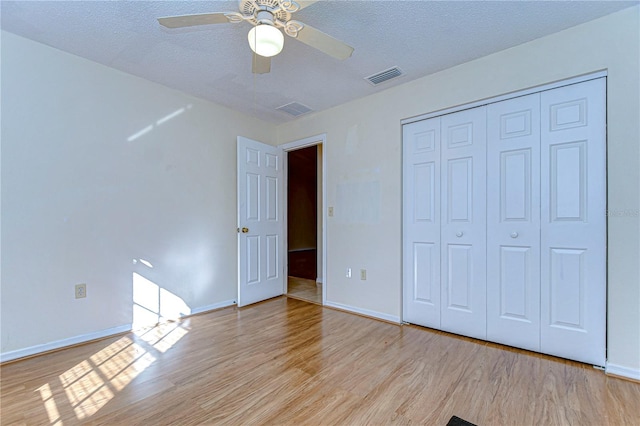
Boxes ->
[286,144,323,304]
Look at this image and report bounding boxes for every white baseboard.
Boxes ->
[0,324,131,363]
[316,277,323,285]
[606,362,640,381]
[0,300,237,364]
[190,300,236,315]
[325,301,400,324]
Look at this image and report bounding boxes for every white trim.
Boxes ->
[316,277,323,285]
[325,301,401,324]
[401,70,608,125]
[190,300,236,315]
[280,133,326,151]
[606,362,640,381]
[280,133,328,307]
[0,324,131,363]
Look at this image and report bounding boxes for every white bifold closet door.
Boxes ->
[402,77,606,366]
[540,79,606,366]
[440,107,487,340]
[402,107,487,336]
[402,117,442,329]
[486,93,542,352]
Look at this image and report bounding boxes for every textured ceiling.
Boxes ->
[1,1,637,124]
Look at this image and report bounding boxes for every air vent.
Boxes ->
[276,102,313,117]
[365,66,404,86]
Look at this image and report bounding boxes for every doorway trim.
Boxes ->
[280,133,327,306]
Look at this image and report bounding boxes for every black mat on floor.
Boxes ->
[447,415,477,426]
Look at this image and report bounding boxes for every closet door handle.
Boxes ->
[456,231,463,238]
[510,232,519,238]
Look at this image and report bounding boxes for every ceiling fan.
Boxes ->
[157,0,354,74]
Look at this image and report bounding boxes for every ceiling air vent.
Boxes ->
[276,102,313,117]
[365,66,403,86]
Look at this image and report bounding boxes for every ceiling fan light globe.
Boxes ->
[248,25,284,57]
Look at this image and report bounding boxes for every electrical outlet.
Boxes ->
[328,206,334,217]
[75,283,87,299]
[346,268,352,278]
[360,269,367,280]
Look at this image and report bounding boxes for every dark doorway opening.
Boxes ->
[287,145,321,304]
[287,145,317,279]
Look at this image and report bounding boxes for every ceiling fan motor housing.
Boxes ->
[241,0,293,26]
[256,10,276,26]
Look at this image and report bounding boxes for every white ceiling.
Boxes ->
[1,1,637,124]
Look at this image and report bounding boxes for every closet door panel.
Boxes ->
[487,94,541,351]
[540,78,606,366]
[402,118,441,328]
[440,107,487,340]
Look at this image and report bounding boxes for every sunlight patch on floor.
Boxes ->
[58,337,154,419]
[36,383,62,426]
[136,321,189,354]
[34,268,194,423]
[36,320,188,422]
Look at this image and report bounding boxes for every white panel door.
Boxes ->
[487,93,542,351]
[237,136,284,307]
[402,118,441,328]
[440,107,487,339]
[540,78,606,365]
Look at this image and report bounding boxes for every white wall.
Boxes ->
[0,31,276,357]
[278,7,640,374]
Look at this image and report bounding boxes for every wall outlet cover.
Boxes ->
[75,283,87,299]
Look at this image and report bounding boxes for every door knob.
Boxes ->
[241,227,249,233]
[456,231,463,237]
[510,232,519,238]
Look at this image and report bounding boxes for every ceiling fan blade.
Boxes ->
[294,24,353,60]
[296,1,318,11]
[252,54,271,74]
[157,13,231,29]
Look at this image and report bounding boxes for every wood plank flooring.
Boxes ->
[1,297,639,425]
[287,276,322,305]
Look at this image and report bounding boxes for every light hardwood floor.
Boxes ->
[1,297,639,425]
[287,276,322,305]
